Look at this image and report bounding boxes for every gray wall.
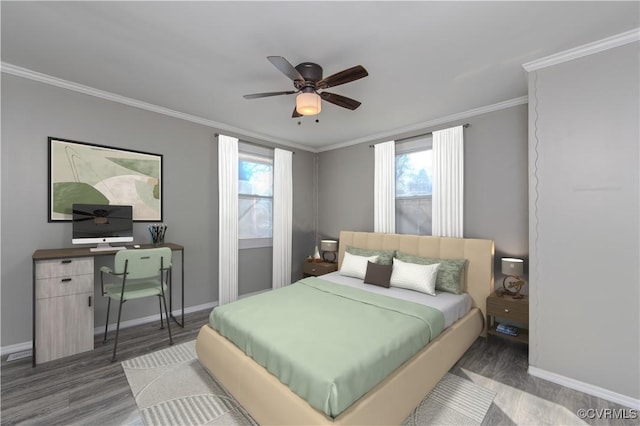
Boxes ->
[318,142,375,238]
[318,104,529,287]
[528,43,639,400]
[1,74,315,347]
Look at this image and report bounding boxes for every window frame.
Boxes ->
[238,142,274,250]
[395,136,433,235]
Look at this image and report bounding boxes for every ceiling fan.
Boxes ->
[243,56,368,118]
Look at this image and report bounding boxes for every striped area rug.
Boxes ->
[402,372,496,425]
[122,340,256,425]
[122,340,495,425]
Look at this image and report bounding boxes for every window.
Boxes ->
[395,137,433,235]
[238,143,273,249]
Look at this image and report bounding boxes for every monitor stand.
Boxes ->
[90,243,127,253]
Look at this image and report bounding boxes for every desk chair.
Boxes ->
[100,247,173,361]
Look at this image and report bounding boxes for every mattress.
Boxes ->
[210,277,445,418]
[321,271,472,328]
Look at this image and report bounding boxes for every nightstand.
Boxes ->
[486,292,529,345]
[303,261,338,277]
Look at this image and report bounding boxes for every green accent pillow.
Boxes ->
[346,246,395,265]
[394,251,467,295]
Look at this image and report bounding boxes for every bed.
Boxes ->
[196,231,494,425]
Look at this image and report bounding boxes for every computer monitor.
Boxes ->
[72,204,133,252]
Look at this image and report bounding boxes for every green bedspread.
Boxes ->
[210,277,445,418]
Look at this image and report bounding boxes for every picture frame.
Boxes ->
[48,137,163,222]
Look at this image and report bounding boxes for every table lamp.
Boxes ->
[501,258,525,299]
[320,239,338,263]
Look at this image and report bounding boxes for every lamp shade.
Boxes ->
[501,258,524,276]
[296,92,321,115]
[320,239,338,252]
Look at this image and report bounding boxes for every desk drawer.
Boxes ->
[487,297,528,323]
[36,274,93,299]
[36,258,93,279]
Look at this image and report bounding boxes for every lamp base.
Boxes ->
[322,251,337,263]
[503,275,526,299]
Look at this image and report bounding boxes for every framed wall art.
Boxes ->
[48,137,163,222]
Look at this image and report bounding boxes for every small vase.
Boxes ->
[313,245,321,260]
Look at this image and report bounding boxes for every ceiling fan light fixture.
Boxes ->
[296,92,321,116]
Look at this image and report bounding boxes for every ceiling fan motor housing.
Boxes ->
[295,62,323,83]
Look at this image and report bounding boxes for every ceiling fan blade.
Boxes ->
[244,91,296,99]
[319,92,362,110]
[316,65,368,89]
[292,107,302,118]
[268,56,305,82]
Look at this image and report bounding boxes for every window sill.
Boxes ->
[239,238,272,250]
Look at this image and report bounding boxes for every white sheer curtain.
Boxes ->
[218,134,239,305]
[432,125,464,237]
[272,148,292,289]
[374,140,396,233]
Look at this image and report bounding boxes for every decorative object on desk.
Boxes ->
[149,223,167,245]
[320,239,338,263]
[496,323,519,336]
[48,137,162,222]
[501,257,526,299]
[312,245,322,262]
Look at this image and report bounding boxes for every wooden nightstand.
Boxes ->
[486,292,529,345]
[303,261,338,277]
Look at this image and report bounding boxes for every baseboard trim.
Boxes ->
[1,302,217,357]
[2,289,272,357]
[0,341,33,357]
[98,290,271,335]
[528,366,640,410]
[94,301,218,335]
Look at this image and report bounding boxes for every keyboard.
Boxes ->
[89,246,127,253]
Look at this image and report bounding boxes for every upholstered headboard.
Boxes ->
[338,231,494,323]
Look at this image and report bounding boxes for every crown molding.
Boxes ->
[523,28,640,72]
[2,61,528,154]
[317,96,529,152]
[0,62,313,152]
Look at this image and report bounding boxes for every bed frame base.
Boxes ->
[196,231,493,425]
[196,308,483,425]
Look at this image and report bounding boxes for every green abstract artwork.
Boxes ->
[49,138,162,221]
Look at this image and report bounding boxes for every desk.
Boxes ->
[32,243,184,366]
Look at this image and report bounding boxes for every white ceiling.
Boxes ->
[2,1,638,151]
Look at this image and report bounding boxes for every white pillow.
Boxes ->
[340,251,379,279]
[390,258,440,296]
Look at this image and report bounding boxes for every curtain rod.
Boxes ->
[215,133,295,154]
[368,123,470,148]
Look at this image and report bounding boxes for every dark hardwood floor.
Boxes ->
[450,338,637,426]
[2,311,636,425]
[1,310,209,426]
